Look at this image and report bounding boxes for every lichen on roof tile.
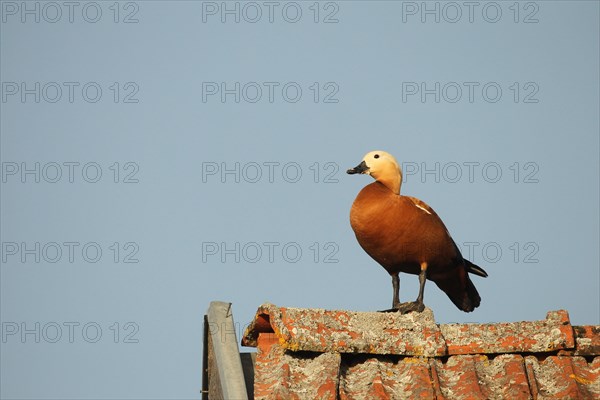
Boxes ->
[573,325,600,356]
[240,304,600,399]
[243,304,447,356]
[254,332,341,400]
[339,356,434,400]
[524,355,599,399]
[441,310,574,355]
[429,354,530,399]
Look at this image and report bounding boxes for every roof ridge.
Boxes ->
[242,303,600,357]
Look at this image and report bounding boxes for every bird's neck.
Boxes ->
[376,174,402,195]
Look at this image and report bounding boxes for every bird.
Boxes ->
[347,150,488,313]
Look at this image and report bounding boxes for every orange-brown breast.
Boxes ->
[350,181,463,279]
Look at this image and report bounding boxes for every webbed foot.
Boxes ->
[396,301,425,314]
[378,301,425,314]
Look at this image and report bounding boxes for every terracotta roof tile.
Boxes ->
[431,354,531,400]
[242,303,446,356]
[525,356,600,399]
[254,333,340,399]
[573,325,600,356]
[242,304,600,399]
[440,310,574,355]
[339,357,434,399]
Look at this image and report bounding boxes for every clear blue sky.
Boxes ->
[1,1,598,399]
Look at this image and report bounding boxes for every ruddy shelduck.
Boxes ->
[347,150,488,313]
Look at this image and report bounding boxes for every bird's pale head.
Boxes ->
[347,150,402,194]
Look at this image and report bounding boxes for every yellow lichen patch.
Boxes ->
[274,327,285,344]
[409,345,424,357]
[283,340,301,352]
[570,374,592,385]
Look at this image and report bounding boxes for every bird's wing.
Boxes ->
[406,195,464,259]
[405,196,439,217]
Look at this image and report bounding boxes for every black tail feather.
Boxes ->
[464,274,481,311]
[434,269,482,312]
[465,259,488,278]
[437,274,481,312]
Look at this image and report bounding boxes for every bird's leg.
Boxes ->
[396,263,427,314]
[392,273,400,309]
[415,262,427,306]
[378,273,401,312]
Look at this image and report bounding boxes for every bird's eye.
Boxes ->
[374,154,380,159]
